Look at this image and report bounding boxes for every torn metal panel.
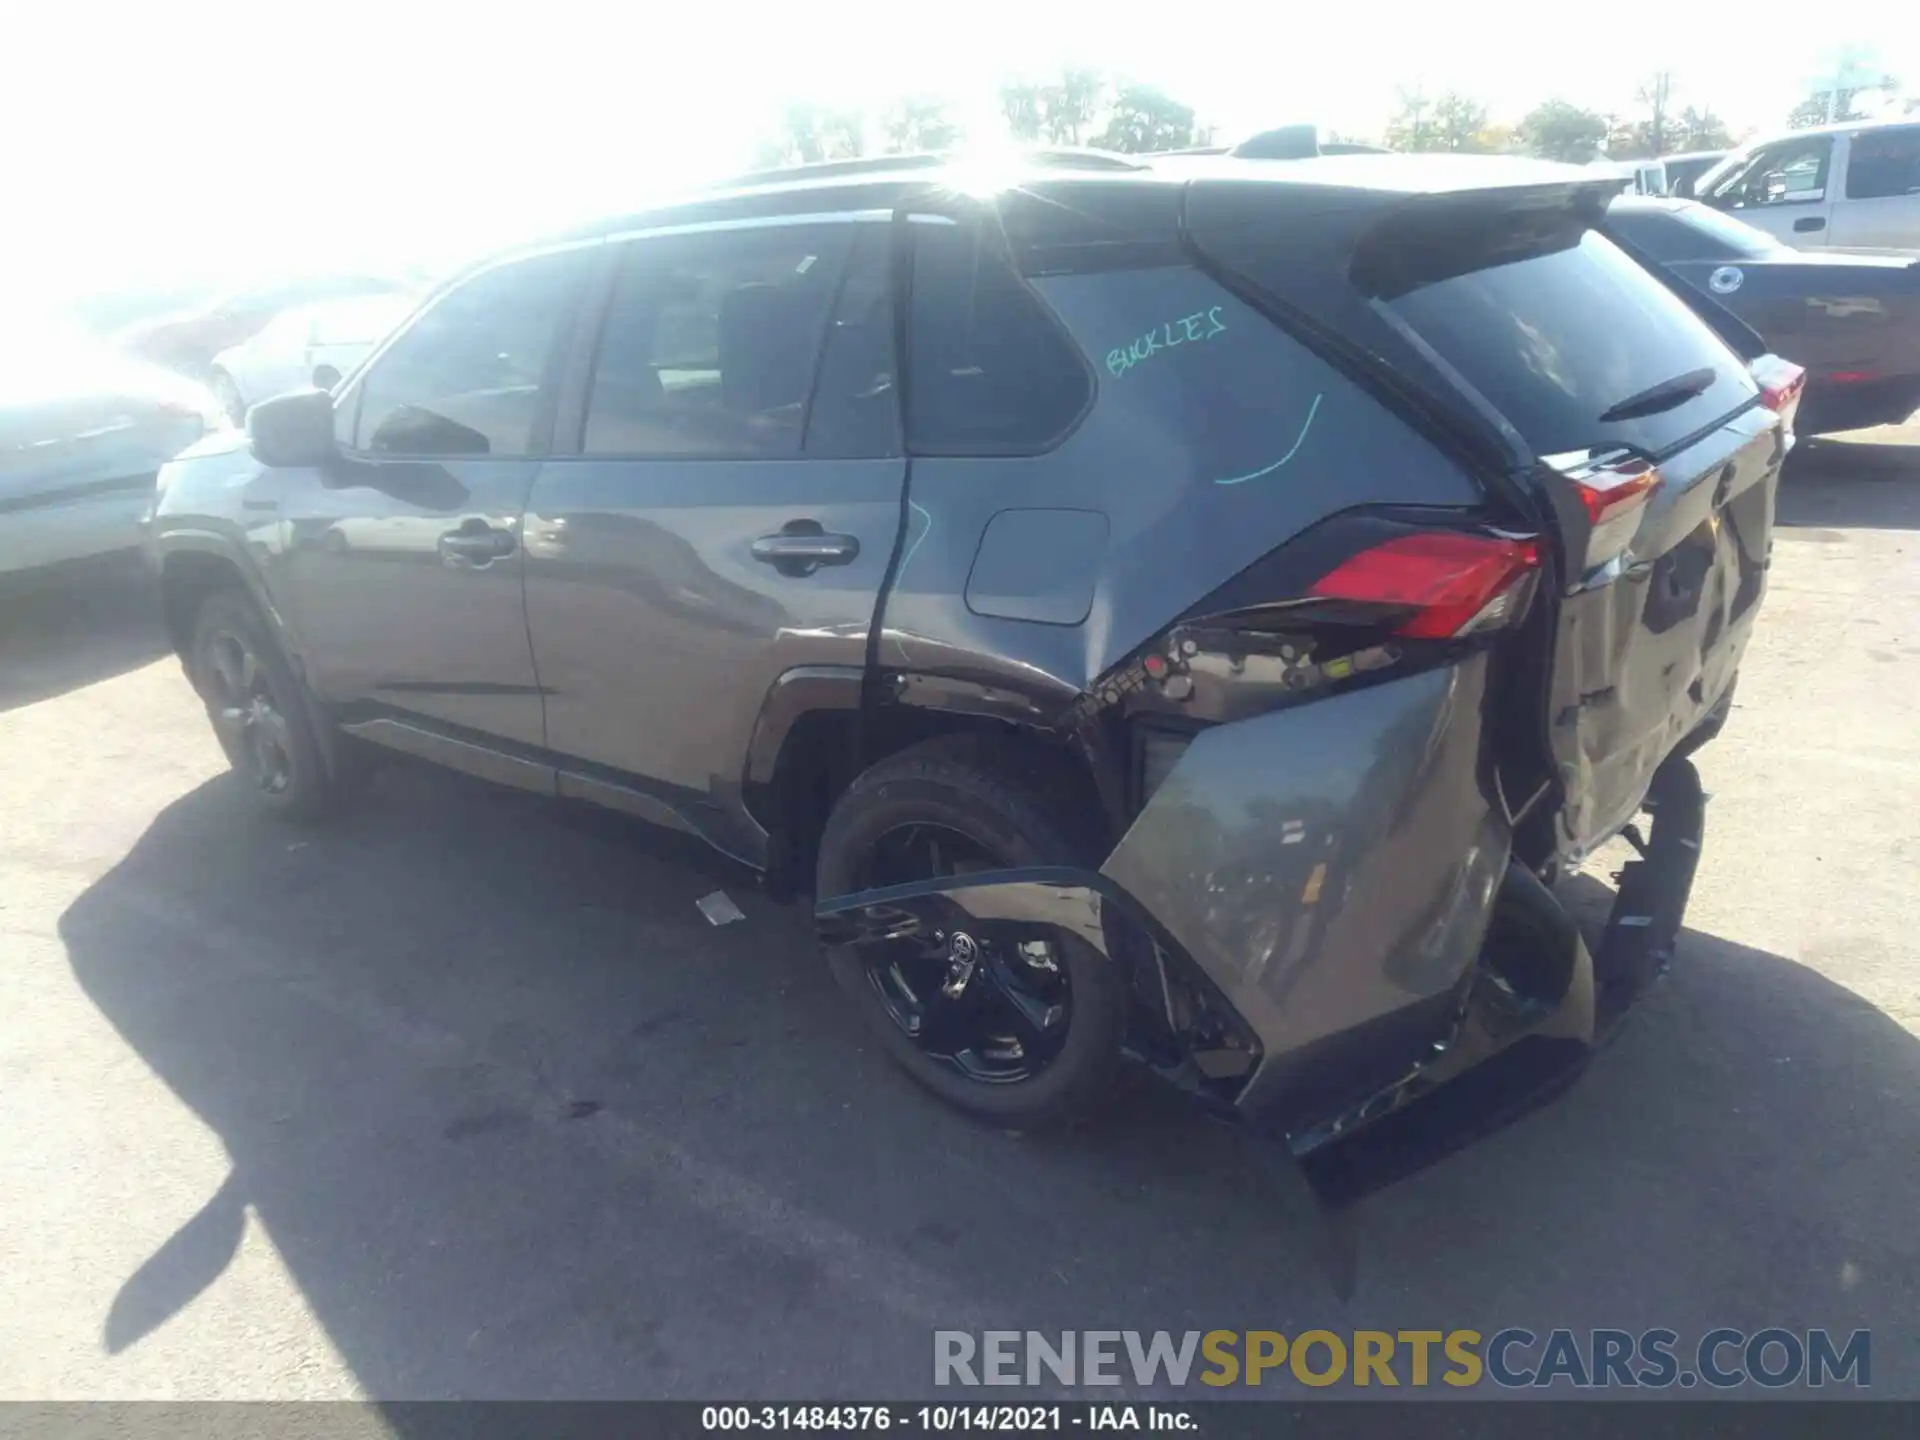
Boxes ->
[1101,655,1511,1122]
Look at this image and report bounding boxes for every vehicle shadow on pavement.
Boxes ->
[1780,438,1920,531]
[59,768,1920,1398]
[0,558,170,714]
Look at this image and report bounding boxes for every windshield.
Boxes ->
[1691,147,1751,196]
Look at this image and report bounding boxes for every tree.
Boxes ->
[1637,71,1676,156]
[1431,92,1492,152]
[1787,78,1900,128]
[882,96,960,154]
[1384,86,1432,151]
[1386,89,1490,153]
[1517,99,1609,162]
[1090,83,1203,153]
[1042,67,1106,145]
[1790,45,1900,127]
[1001,67,1110,146]
[1674,105,1734,151]
[998,81,1044,142]
[754,102,867,168]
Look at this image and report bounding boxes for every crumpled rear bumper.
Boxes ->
[817,654,1707,1198]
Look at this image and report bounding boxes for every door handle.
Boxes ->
[438,522,517,567]
[751,521,859,577]
[1794,216,1826,233]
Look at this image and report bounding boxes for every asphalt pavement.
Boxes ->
[1,437,1917,1400]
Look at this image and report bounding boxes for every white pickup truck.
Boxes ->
[1692,119,1920,250]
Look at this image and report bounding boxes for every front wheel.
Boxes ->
[816,736,1128,1129]
[189,589,346,820]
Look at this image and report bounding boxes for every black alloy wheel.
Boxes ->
[852,821,1075,1085]
[201,624,296,796]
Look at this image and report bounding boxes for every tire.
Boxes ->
[188,588,346,820]
[816,734,1127,1129]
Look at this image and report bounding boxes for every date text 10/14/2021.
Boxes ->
[702,1406,1191,1432]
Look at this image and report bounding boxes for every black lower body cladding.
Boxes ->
[817,651,1711,1178]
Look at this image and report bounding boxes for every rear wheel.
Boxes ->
[189,589,346,819]
[816,736,1127,1128]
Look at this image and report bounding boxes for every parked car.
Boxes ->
[1591,156,1671,195]
[148,153,1800,1188]
[1607,195,1920,433]
[1692,120,1920,248]
[115,272,412,381]
[3,319,219,578]
[1659,149,1728,198]
[208,293,417,423]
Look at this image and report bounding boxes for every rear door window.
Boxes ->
[582,226,849,459]
[804,227,900,459]
[1845,126,1920,200]
[905,220,1091,454]
[1376,223,1756,457]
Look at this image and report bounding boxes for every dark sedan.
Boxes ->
[1609,196,1920,434]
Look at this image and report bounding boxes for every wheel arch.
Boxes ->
[158,535,352,784]
[157,540,269,661]
[745,666,1113,901]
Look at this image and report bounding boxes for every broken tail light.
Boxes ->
[1750,353,1807,432]
[1307,530,1542,639]
[1542,449,1661,569]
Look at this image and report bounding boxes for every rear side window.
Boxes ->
[1845,127,1920,201]
[353,250,582,457]
[1376,224,1755,457]
[583,226,850,459]
[905,221,1090,454]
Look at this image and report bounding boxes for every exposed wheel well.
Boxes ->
[160,551,250,663]
[754,703,1108,901]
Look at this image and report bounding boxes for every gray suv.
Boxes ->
[149,152,1802,1182]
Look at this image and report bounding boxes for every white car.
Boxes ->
[208,293,416,423]
[1692,120,1920,250]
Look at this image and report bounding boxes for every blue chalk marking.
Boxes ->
[896,500,932,581]
[890,500,933,666]
[1213,393,1324,486]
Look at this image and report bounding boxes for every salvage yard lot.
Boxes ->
[2,437,1917,1399]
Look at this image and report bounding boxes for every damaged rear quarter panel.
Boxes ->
[879,265,1485,695]
[1100,654,1510,1113]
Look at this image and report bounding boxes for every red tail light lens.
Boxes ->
[1543,449,1661,567]
[1308,531,1541,639]
[1574,460,1660,528]
[1751,353,1807,428]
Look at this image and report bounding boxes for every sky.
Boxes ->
[4,1,1914,310]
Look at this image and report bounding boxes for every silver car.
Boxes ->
[2,320,221,578]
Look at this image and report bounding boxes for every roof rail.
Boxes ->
[709,146,1149,191]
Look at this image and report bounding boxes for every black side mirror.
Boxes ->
[247,388,337,468]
